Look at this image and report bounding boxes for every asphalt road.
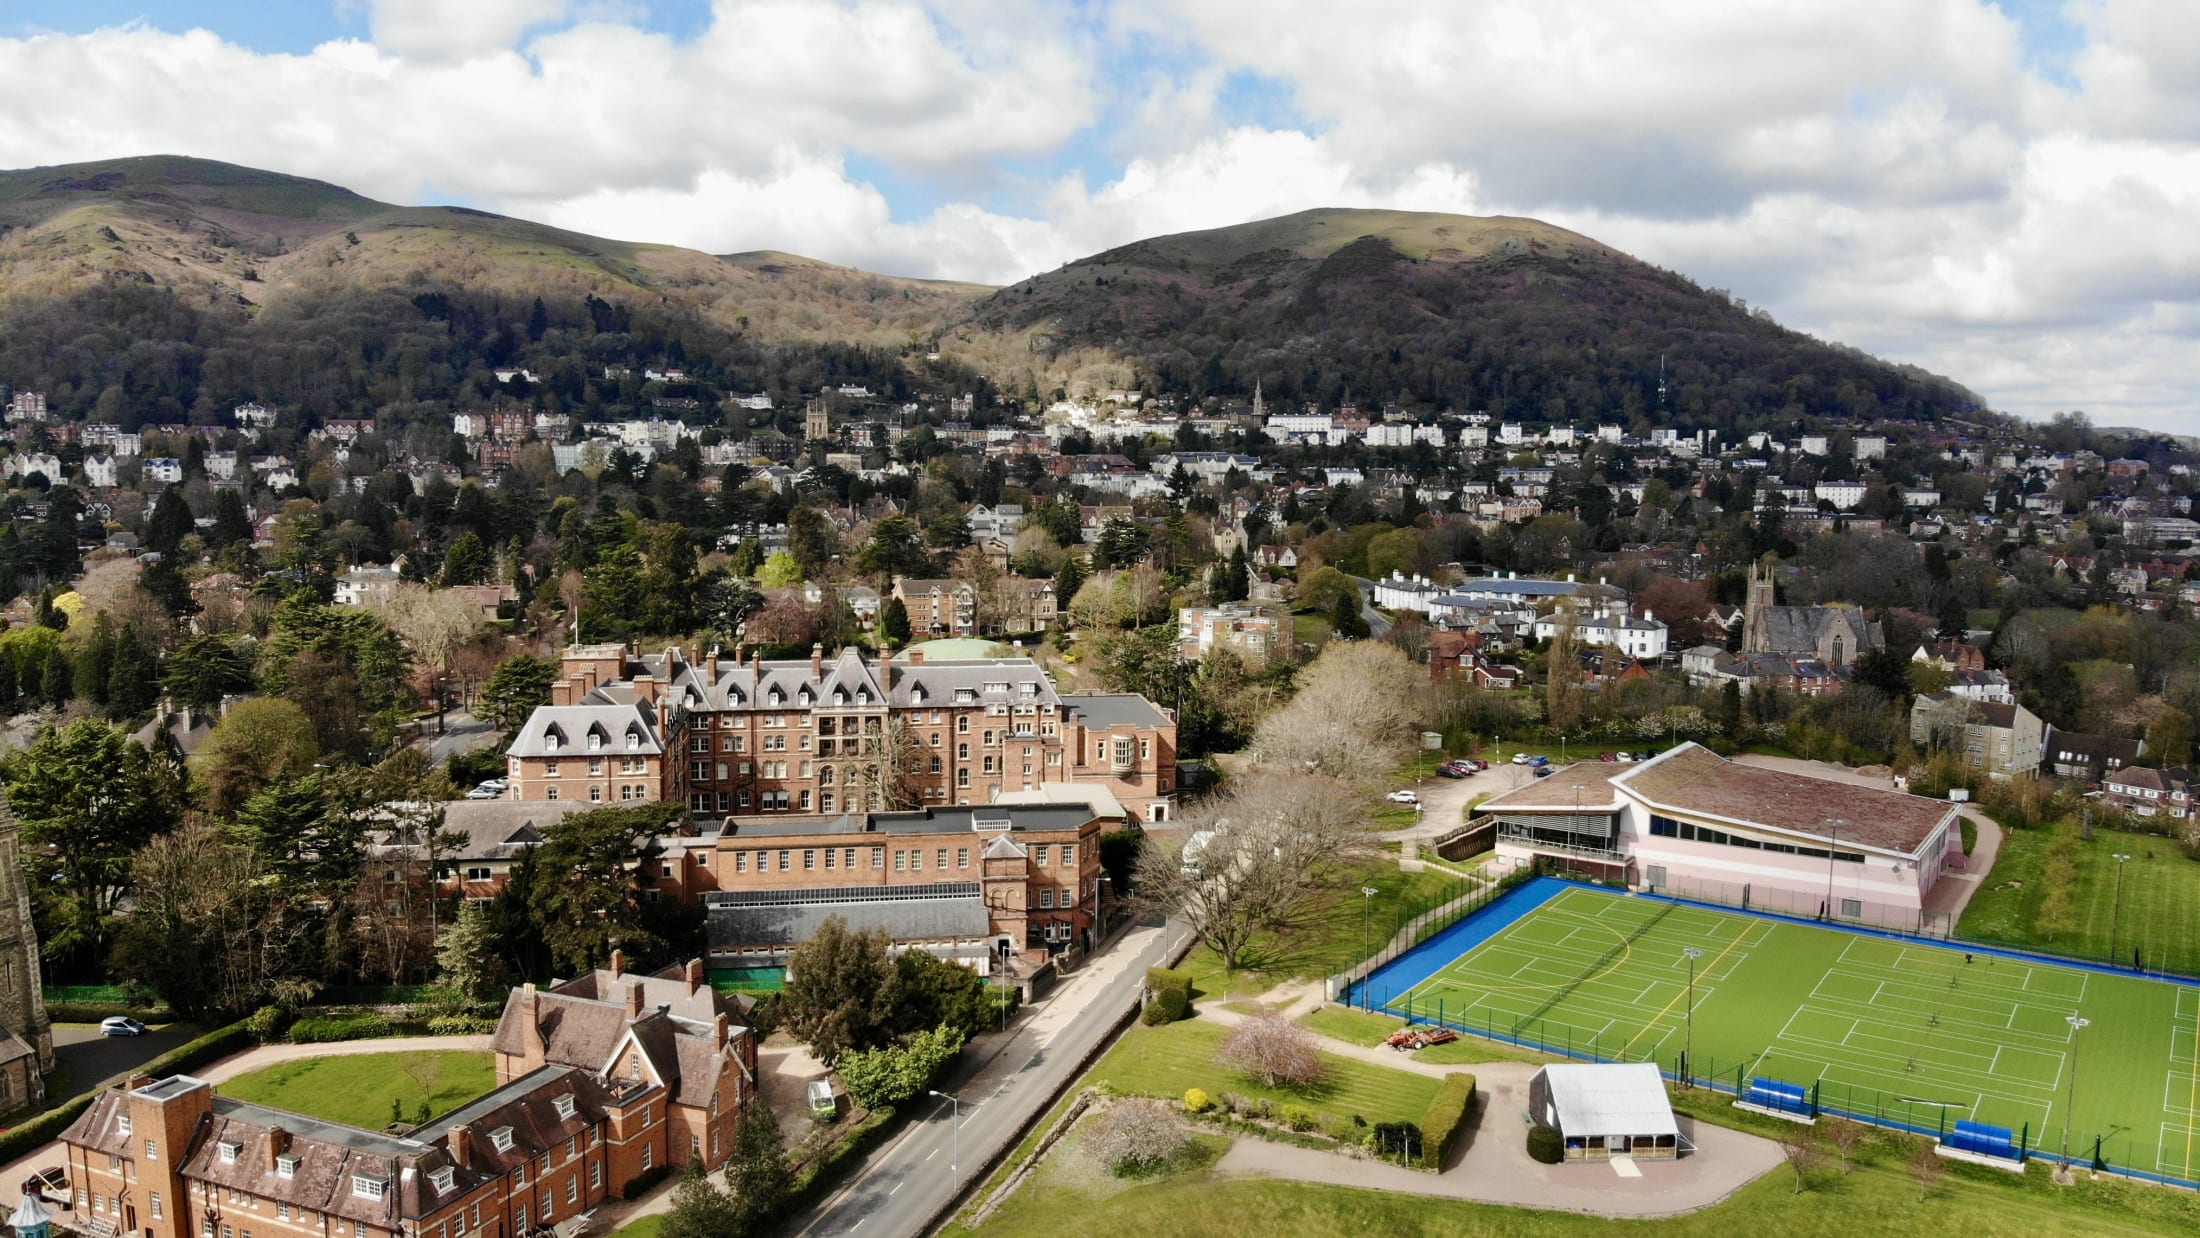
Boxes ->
[49,1023,198,1104]
[1352,578,1395,638]
[422,710,499,765]
[789,917,1193,1238]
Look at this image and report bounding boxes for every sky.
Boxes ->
[0,1,2195,435]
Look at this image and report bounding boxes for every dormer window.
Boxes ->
[588,729,604,751]
[431,1166,456,1194]
[544,731,562,752]
[353,1174,387,1200]
[910,686,925,704]
[798,688,813,705]
[277,1155,299,1179]
[117,1113,132,1137]
[769,688,784,705]
[490,1127,515,1153]
[218,1141,241,1164]
[554,1094,577,1120]
[627,729,642,750]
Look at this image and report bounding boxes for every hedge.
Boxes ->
[1418,1073,1476,1170]
[289,1011,394,1043]
[785,1103,900,1213]
[1144,968,1192,1023]
[620,1163,674,1201]
[0,1020,254,1164]
[1527,1123,1565,1164]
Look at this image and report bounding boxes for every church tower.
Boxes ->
[1742,558,1778,655]
[0,792,51,1109]
[1251,379,1264,420]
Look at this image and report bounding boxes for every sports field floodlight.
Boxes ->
[1823,818,1853,921]
[1682,946,1705,1085]
[1359,887,1381,996]
[2059,1015,2091,1169]
[2110,854,2133,970]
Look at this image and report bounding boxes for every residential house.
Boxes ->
[1177,604,1284,665]
[1908,694,2046,780]
[334,564,404,608]
[2041,729,2147,782]
[2102,766,2194,820]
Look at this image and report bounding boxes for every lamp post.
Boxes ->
[1823,817,1852,921]
[928,1089,973,1190]
[436,673,449,736]
[2059,1015,2090,1170]
[1360,886,1379,1009]
[1682,946,1703,1085]
[2109,854,2132,968]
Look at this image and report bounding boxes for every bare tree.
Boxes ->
[377,583,485,681]
[1822,1116,1865,1174]
[1777,1127,1823,1194]
[843,717,927,812]
[1130,771,1375,971]
[1083,1099,1189,1175]
[1908,1136,1942,1201]
[1544,611,1585,733]
[1215,1013,1328,1089]
[1250,642,1423,786]
[400,1053,447,1112]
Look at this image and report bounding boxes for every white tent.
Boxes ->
[1528,1062,1681,1161]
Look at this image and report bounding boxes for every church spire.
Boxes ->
[1252,379,1264,419]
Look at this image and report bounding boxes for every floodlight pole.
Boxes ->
[2109,854,2132,968]
[1823,818,1852,921]
[1360,886,1379,1004]
[2059,1016,2090,1169]
[1682,946,1704,1085]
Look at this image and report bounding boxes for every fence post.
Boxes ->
[1809,1080,1820,1119]
[2091,1134,2103,1172]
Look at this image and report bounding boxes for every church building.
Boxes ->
[1740,559,1882,669]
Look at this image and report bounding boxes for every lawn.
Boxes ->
[1356,880,2200,1184]
[1175,859,1482,1003]
[1087,1018,1439,1128]
[217,1051,496,1131]
[607,1217,664,1238]
[1957,824,2200,976]
[1295,1006,1556,1067]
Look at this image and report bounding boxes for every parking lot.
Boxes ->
[49,1021,199,1104]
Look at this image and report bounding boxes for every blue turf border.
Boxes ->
[1341,876,1568,1008]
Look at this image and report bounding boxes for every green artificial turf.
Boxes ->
[1085,1019,1440,1128]
[1369,885,2200,1183]
[1957,825,2200,976]
[217,1051,496,1131]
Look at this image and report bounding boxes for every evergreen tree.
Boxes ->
[1053,554,1085,610]
[0,651,17,710]
[74,614,116,710]
[526,297,550,342]
[726,1101,791,1229]
[209,488,254,550]
[879,596,911,647]
[39,642,72,704]
[1330,590,1369,640]
[145,485,194,557]
[441,532,492,586]
[661,1158,740,1238]
[1221,547,1250,602]
[141,555,197,618]
[106,626,159,719]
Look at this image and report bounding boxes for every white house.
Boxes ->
[1798,434,1830,456]
[1371,572,1447,614]
[144,457,183,485]
[1533,606,1669,660]
[1854,435,1887,460]
[82,454,118,488]
[1815,481,1866,510]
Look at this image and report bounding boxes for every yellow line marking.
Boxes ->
[2187,999,2198,1178]
[1620,918,1754,1059]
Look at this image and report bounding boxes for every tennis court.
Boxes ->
[1352,879,2200,1181]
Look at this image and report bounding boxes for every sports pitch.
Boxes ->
[1360,881,2200,1181]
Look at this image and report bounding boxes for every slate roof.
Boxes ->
[1751,605,1882,655]
[704,882,989,951]
[1061,693,1171,729]
[507,701,663,758]
[1612,743,1953,855]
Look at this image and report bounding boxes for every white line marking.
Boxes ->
[889,1181,903,1196]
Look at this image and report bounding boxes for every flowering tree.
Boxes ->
[1084,1099,1189,1175]
[1215,1012,1328,1090]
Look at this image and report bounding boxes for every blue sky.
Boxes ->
[0,1,2192,432]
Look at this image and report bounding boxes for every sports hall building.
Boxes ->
[1476,744,1959,927]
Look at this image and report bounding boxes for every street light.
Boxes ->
[1823,818,1852,922]
[1360,886,1379,1010]
[436,673,450,736]
[2109,854,2133,968]
[1682,947,1704,1085]
[928,1088,974,1190]
[2059,1015,2091,1170]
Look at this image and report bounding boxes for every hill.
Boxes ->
[954,207,1981,427]
[0,155,984,346]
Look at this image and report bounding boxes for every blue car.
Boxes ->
[1528,755,1551,768]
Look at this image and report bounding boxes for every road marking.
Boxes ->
[925,1148,938,1161]
[889,1181,903,1196]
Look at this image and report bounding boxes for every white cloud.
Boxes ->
[365,0,569,60]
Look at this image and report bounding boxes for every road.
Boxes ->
[421,709,498,765]
[789,916,1192,1238]
[1350,577,1395,638]
[48,1023,199,1105]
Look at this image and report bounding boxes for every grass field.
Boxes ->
[1176,859,1480,1003]
[1294,1006,1557,1067]
[217,1051,496,1131]
[1086,1019,1440,1127]
[1362,884,2200,1182]
[1957,825,2200,976]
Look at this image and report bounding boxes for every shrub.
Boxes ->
[621,1162,674,1201]
[1418,1073,1476,1169]
[1281,1104,1316,1132]
[1140,1000,1177,1027]
[1183,1087,1211,1114]
[1145,967,1192,1022]
[1372,1121,1422,1160]
[245,1005,291,1042]
[1084,1099,1190,1175]
[1214,1013,1327,1089]
[1527,1124,1565,1164]
[46,1001,176,1024]
[289,1010,393,1044]
[837,1024,965,1110]
[425,1014,500,1036]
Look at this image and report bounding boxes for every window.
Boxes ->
[957,848,969,869]
[844,847,857,869]
[930,756,941,774]
[219,1141,241,1164]
[590,786,604,802]
[431,1167,455,1194]
[820,792,835,812]
[1061,884,1075,905]
[911,850,924,871]
[591,1161,603,1189]
[546,786,559,800]
[589,757,604,775]
[151,1192,162,1220]
[895,850,907,872]
[803,850,816,870]
[146,1138,158,1160]
[555,1093,577,1119]
[277,1155,298,1178]
[353,1175,387,1200]
[937,848,948,869]
[642,1144,652,1171]
[118,1113,132,1137]
[734,851,747,874]
[567,1176,579,1204]
[778,850,790,871]
[1061,843,1075,866]
[491,1127,516,1153]
[824,847,836,869]
[1840,898,1863,918]
[957,769,970,787]
[541,1190,553,1219]
[872,846,885,868]
[1039,889,1054,908]
[517,1207,528,1231]
[546,760,560,777]
[1034,844,1049,865]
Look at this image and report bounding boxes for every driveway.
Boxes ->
[1381,761,1537,846]
[49,1023,200,1105]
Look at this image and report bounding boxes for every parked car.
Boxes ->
[1511,753,1531,765]
[1637,751,1655,761]
[99,1016,147,1037]
[1534,766,1556,778]
[1469,759,1490,771]
[21,1166,67,1202]
[1616,752,1636,763]
[464,785,503,800]
[1528,755,1551,767]
[1386,790,1420,805]
[1599,751,1617,762]
[1434,763,1465,779]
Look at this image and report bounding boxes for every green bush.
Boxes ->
[837,1025,966,1110]
[1183,1087,1211,1114]
[245,1005,292,1042]
[1140,1000,1177,1027]
[425,1014,500,1036]
[1527,1123,1565,1164]
[289,1010,393,1044]
[1418,1073,1476,1169]
[620,1163,674,1201]
[1144,968,1192,1023]
[1281,1104,1317,1132]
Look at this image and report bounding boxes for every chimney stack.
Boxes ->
[450,1125,474,1169]
[879,646,892,691]
[705,646,719,681]
[609,949,626,979]
[267,1125,288,1170]
[751,649,762,677]
[907,647,925,667]
[521,983,544,1059]
[685,958,705,995]
[714,1013,730,1048]
[626,979,645,1018]
[810,644,825,678]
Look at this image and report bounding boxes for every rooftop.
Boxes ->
[1062,692,1172,729]
[1613,744,1953,855]
[1477,762,1627,811]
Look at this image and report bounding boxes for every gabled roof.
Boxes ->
[507,701,661,758]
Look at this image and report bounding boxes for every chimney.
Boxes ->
[127,1073,152,1091]
[609,948,626,979]
[633,674,657,707]
[751,649,762,678]
[705,646,719,681]
[626,979,645,1018]
[810,644,824,678]
[552,678,576,707]
[879,646,893,691]
[521,983,543,1057]
[714,1013,730,1048]
[907,647,925,667]
[450,1124,474,1169]
[267,1124,288,1170]
[686,957,705,995]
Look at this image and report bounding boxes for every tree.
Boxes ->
[758,550,805,588]
[1296,565,1358,617]
[191,697,322,816]
[1908,1135,1942,1201]
[836,1024,965,1109]
[725,1097,792,1229]
[441,532,493,586]
[209,487,254,550]
[162,634,257,711]
[1852,645,1914,704]
[702,573,766,644]
[528,803,680,974]
[1545,615,1585,733]
[1250,642,1421,785]
[106,625,159,719]
[856,515,931,583]
[379,584,484,680]
[145,485,194,556]
[787,506,837,577]
[1131,771,1374,971]
[228,771,361,893]
[890,947,994,1042]
[1052,554,1085,610]
[1329,589,1369,639]
[110,824,311,1023]
[1218,546,1250,602]
[1822,1116,1865,1174]
[39,641,71,705]
[2148,707,2194,769]
[1093,517,1150,569]
[878,596,911,646]
[481,654,558,733]
[1083,1098,1190,1175]
[778,915,899,1064]
[1936,591,1969,641]
[5,719,186,964]
[661,1158,740,1238]
[1215,1012,1328,1089]
[1777,1127,1822,1194]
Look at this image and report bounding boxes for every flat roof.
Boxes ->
[1477,763,1627,811]
[1615,744,1952,855]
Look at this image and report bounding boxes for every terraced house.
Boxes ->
[59,962,755,1238]
[507,643,1177,826]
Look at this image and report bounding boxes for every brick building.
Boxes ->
[892,579,976,637]
[507,644,1176,826]
[60,963,754,1238]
